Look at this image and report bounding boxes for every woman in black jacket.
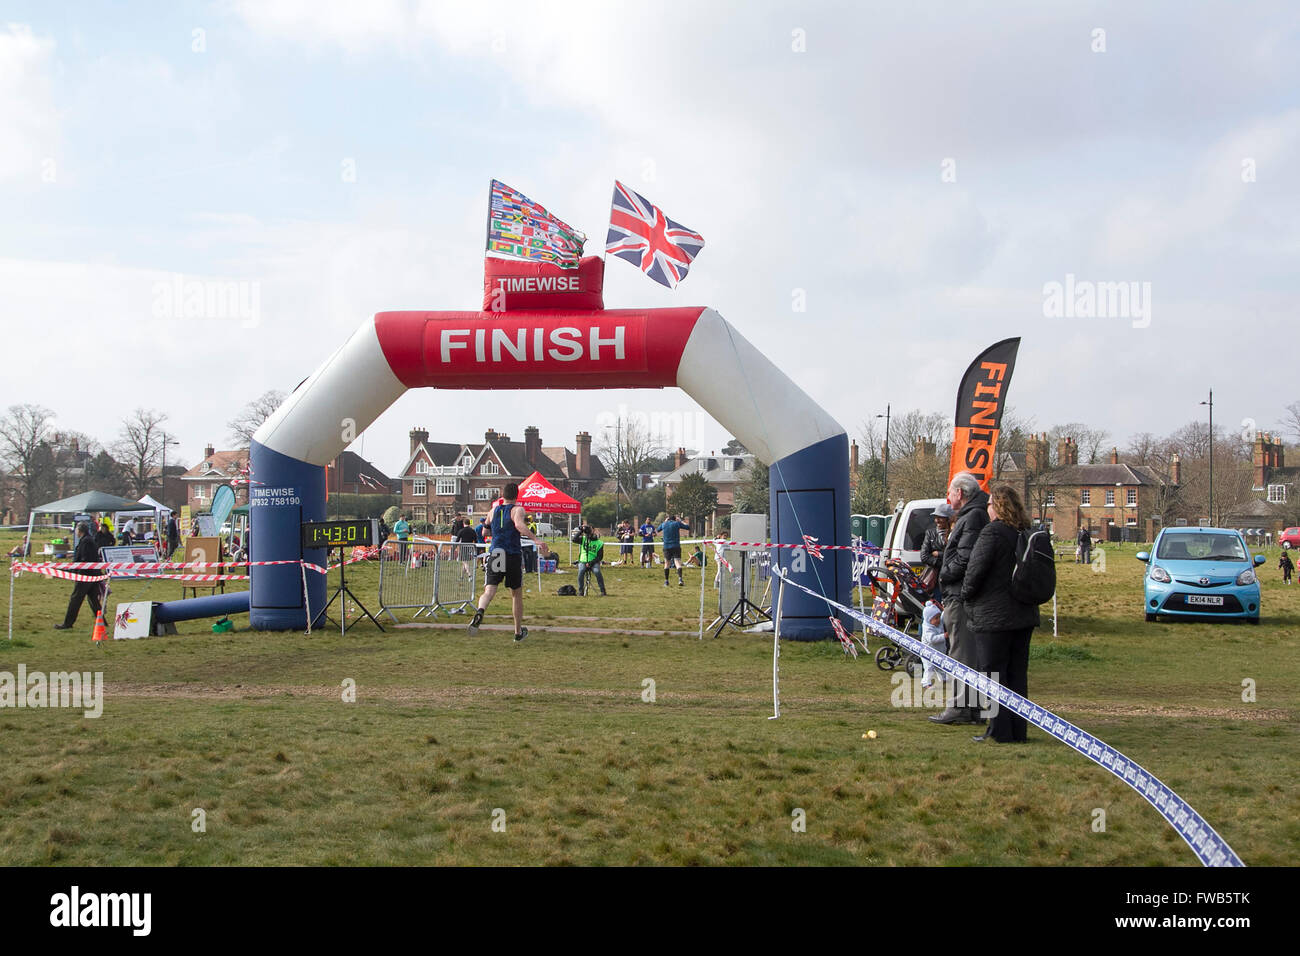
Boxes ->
[961,485,1039,743]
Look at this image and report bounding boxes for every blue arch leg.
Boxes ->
[768,433,851,640]
[248,440,327,630]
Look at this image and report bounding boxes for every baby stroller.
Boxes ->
[865,558,936,677]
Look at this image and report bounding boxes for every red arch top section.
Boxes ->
[373,308,706,390]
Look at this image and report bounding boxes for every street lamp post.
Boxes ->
[1200,389,1214,525]
[160,433,180,504]
[875,404,891,509]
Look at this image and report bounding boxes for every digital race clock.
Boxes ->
[300,519,378,549]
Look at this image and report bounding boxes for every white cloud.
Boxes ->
[0,23,58,182]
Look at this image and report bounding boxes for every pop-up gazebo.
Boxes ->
[22,490,161,556]
[516,471,582,575]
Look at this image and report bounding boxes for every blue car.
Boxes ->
[1137,527,1264,624]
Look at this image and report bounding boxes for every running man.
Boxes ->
[468,483,550,642]
[657,513,691,587]
[639,515,656,568]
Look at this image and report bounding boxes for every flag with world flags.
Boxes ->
[486,179,586,268]
[605,181,705,289]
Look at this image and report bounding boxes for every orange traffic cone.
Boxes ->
[92,609,108,644]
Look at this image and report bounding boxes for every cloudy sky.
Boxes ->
[2,1,1297,475]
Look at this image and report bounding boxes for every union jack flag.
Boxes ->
[802,534,824,561]
[605,181,704,289]
[829,616,860,659]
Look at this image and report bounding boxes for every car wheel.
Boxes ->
[1284,542,1292,550]
[1145,613,1157,622]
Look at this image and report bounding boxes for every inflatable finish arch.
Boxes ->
[249,306,849,638]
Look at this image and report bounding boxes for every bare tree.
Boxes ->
[595,417,668,498]
[1049,423,1111,464]
[115,409,169,498]
[1278,401,1300,445]
[0,404,58,519]
[227,390,287,448]
[995,406,1034,479]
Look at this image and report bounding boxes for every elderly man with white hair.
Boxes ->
[929,471,990,725]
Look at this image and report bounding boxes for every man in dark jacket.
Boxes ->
[1077,525,1092,565]
[54,522,103,631]
[930,472,989,724]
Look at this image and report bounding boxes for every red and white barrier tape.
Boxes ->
[12,550,377,583]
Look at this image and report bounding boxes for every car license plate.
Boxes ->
[1187,595,1224,606]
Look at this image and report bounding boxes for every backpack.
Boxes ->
[1010,528,1056,605]
[556,584,577,596]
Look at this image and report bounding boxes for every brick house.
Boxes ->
[659,448,757,533]
[1022,436,1172,541]
[324,451,398,497]
[399,426,607,527]
[181,445,250,512]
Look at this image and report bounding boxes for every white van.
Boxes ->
[535,522,558,537]
[881,498,945,570]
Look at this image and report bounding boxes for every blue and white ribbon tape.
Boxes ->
[775,571,1243,867]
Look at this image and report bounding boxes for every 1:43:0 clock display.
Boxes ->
[300,519,376,549]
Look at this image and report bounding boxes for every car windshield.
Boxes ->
[1156,533,1246,561]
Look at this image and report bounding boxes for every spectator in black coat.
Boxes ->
[166,514,179,558]
[921,502,954,598]
[54,522,103,631]
[962,485,1040,744]
[930,472,990,725]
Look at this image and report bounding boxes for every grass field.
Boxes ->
[2,530,1297,866]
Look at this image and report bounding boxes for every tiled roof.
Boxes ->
[1040,463,1167,487]
[661,454,755,484]
[182,450,248,479]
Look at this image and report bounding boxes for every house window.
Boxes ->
[1268,484,1287,503]
[481,461,499,476]
[436,478,457,496]
[1045,490,1055,506]
[723,458,734,472]
[462,455,473,469]
[1080,489,1090,506]
[416,460,429,474]
[413,478,427,496]
[412,506,426,522]
[193,484,207,501]
[1127,488,1137,507]
[475,486,500,501]
[697,459,708,473]
[1105,489,1115,507]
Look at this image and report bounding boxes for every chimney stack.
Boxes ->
[1026,434,1048,473]
[575,431,592,479]
[485,428,499,443]
[409,427,428,456]
[914,437,936,458]
[525,426,541,467]
[674,447,688,469]
[204,443,215,460]
[1170,453,1181,486]
[1109,446,1119,465]
[850,440,859,472]
[1253,432,1267,489]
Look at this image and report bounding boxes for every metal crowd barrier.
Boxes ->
[378,541,477,622]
